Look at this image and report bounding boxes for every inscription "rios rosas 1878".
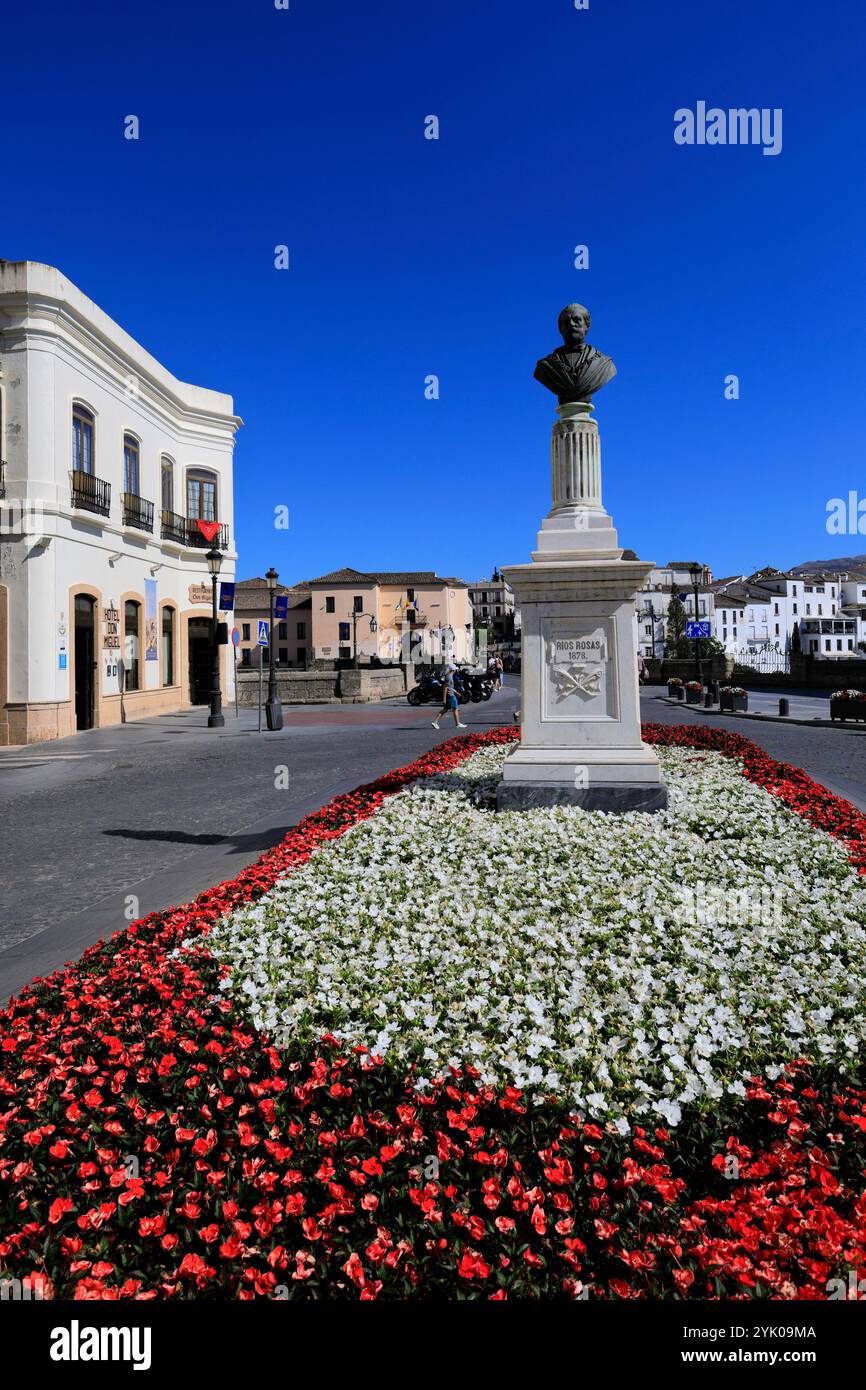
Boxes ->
[553,634,607,664]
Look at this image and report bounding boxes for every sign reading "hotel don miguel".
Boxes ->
[103,605,120,649]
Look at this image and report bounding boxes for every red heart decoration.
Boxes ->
[196,520,221,543]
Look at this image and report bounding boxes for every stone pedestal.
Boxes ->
[497,401,667,813]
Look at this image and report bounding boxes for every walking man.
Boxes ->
[432,665,468,731]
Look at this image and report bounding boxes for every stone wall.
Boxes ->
[236,666,410,707]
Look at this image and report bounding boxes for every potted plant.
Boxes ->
[667,676,684,698]
[719,684,748,712]
[685,680,703,705]
[830,688,866,722]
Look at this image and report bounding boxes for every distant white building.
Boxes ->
[633,561,714,658]
[0,260,241,744]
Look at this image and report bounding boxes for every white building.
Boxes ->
[633,561,714,658]
[711,570,858,659]
[0,261,241,745]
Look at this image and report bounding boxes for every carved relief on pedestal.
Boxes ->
[542,620,616,723]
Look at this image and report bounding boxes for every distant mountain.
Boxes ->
[790,553,866,574]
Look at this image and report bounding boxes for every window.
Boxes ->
[723,627,728,640]
[124,600,141,691]
[339,646,351,661]
[837,640,843,651]
[278,622,287,640]
[775,624,779,636]
[241,649,251,667]
[774,603,779,615]
[186,469,217,520]
[72,404,95,474]
[353,596,363,612]
[825,640,831,652]
[297,647,307,665]
[848,640,854,650]
[407,589,415,601]
[242,622,250,641]
[297,621,306,639]
[162,607,175,687]
[792,603,798,614]
[806,604,811,615]
[161,458,174,512]
[123,434,140,494]
[279,647,288,664]
[325,597,335,613]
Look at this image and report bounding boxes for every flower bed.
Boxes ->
[1,723,866,1300]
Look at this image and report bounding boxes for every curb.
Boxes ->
[655,696,866,732]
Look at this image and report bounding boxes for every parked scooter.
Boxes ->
[466,674,493,702]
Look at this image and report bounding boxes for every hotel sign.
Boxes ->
[103,605,120,649]
[188,584,211,605]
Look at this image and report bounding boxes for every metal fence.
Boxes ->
[732,645,791,676]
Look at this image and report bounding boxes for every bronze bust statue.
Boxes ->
[534,303,617,403]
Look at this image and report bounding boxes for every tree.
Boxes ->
[665,596,690,657]
[790,622,801,655]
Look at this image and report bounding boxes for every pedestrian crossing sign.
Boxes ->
[258,620,269,645]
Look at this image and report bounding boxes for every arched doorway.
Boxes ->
[188,618,211,705]
[74,594,97,730]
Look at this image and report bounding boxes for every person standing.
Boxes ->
[432,665,468,730]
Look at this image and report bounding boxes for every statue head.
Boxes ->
[557,303,591,349]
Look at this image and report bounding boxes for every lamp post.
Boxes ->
[689,563,703,686]
[206,547,224,728]
[352,610,378,668]
[265,567,284,731]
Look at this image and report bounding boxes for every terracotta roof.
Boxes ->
[302,568,467,587]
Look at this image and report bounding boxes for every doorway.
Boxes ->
[74,594,96,730]
[188,618,211,705]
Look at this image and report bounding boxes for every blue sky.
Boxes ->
[4,0,865,584]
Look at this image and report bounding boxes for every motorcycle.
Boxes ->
[466,674,493,702]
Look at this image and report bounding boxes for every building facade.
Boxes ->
[632,561,715,659]
[302,568,474,664]
[234,578,311,669]
[468,571,517,645]
[0,261,240,744]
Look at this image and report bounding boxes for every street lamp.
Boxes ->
[689,562,703,686]
[206,547,224,729]
[265,567,284,731]
[352,609,378,668]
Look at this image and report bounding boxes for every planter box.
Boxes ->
[830,698,866,722]
[667,684,683,698]
[720,693,748,712]
[685,688,703,705]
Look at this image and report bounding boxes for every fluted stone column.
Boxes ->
[533,402,621,562]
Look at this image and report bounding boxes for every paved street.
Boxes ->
[3,677,866,1006]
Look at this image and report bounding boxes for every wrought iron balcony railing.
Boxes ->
[161,510,187,544]
[70,469,111,517]
[121,492,154,533]
[185,519,229,550]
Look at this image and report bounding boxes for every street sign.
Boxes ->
[231,627,241,647]
[274,594,288,621]
[687,621,711,639]
[257,620,269,646]
[219,581,235,612]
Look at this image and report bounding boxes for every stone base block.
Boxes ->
[495,781,669,814]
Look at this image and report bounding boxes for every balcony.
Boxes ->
[121,492,154,533]
[70,469,111,518]
[160,512,229,549]
[185,519,229,550]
